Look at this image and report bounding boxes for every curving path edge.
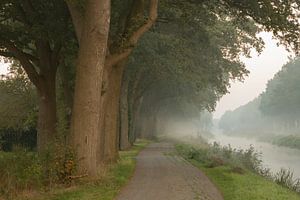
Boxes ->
[115,142,224,200]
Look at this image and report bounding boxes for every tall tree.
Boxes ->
[66,0,158,174]
[0,1,73,151]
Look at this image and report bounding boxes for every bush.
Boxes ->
[0,142,77,199]
[0,150,42,199]
[41,142,77,185]
[178,142,263,172]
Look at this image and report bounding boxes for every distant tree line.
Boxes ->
[219,57,300,136]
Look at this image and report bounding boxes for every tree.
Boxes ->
[0,1,73,151]
[66,0,159,175]
[218,97,264,135]
[260,57,300,131]
[219,58,300,136]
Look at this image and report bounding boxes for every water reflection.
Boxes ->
[209,132,300,179]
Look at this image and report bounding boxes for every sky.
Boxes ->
[0,60,9,75]
[213,32,291,119]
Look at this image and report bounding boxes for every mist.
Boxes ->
[209,57,300,181]
[145,58,300,181]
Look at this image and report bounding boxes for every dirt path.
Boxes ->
[116,142,224,200]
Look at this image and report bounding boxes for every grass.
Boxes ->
[199,164,300,200]
[15,139,149,200]
[176,142,300,200]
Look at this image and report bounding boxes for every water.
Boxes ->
[209,132,300,179]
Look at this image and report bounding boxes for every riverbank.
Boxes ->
[269,135,300,150]
[222,131,300,151]
[1,140,149,200]
[176,142,300,200]
[210,132,300,179]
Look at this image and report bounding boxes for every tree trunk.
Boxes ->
[119,71,131,150]
[37,76,57,152]
[70,0,110,176]
[101,64,124,162]
[130,97,143,141]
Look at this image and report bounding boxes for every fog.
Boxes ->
[159,118,300,180]
[155,106,300,180]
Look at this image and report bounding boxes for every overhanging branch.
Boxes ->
[106,0,158,67]
[128,0,158,45]
[0,40,40,87]
[65,0,83,44]
[0,50,14,58]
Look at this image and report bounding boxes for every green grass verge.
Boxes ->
[176,144,300,200]
[19,140,149,200]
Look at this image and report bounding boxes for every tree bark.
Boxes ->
[37,75,57,152]
[130,96,143,142]
[119,71,131,150]
[101,63,124,162]
[70,0,111,176]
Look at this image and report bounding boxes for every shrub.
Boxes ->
[0,142,77,199]
[0,150,43,199]
[39,141,77,186]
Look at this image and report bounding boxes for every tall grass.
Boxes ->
[176,141,300,194]
[275,169,300,193]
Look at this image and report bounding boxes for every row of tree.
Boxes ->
[219,57,300,136]
[1,0,300,176]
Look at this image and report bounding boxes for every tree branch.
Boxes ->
[65,0,83,44]
[21,0,35,20]
[15,2,32,26]
[0,50,15,58]
[0,40,40,88]
[51,41,62,68]
[106,0,158,67]
[105,49,132,68]
[128,0,158,45]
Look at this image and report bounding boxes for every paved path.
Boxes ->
[116,142,224,200]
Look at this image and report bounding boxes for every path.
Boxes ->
[116,142,224,200]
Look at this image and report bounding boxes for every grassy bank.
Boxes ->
[1,140,148,200]
[272,135,300,150]
[176,142,300,200]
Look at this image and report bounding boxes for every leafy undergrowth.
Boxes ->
[13,140,148,200]
[176,143,300,200]
[0,142,78,200]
